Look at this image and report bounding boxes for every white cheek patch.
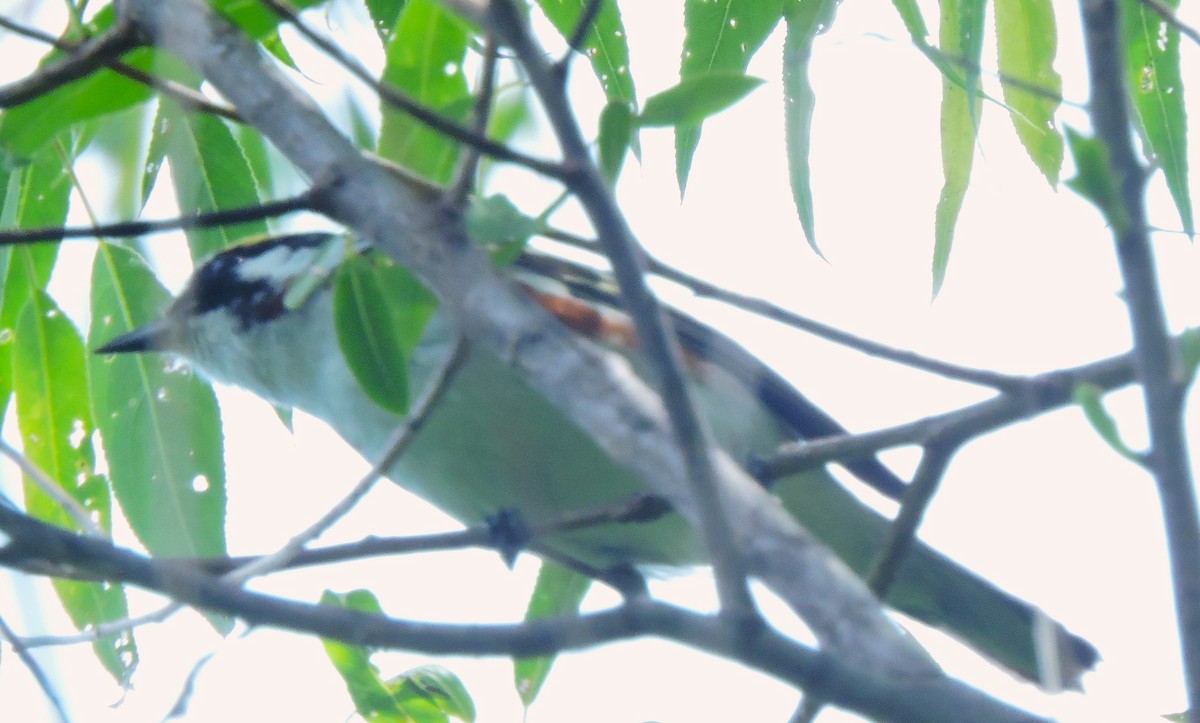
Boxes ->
[236,245,321,285]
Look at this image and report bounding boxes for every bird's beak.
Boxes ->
[94,318,174,355]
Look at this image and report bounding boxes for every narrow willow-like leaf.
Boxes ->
[163,104,267,260]
[932,0,981,296]
[1122,0,1192,236]
[958,0,986,125]
[378,0,472,184]
[677,0,785,192]
[598,100,634,185]
[0,144,70,425]
[14,290,136,681]
[638,73,764,128]
[514,562,591,707]
[334,256,411,415]
[89,243,228,560]
[782,0,839,256]
[1073,384,1142,464]
[994,0,1062,185]
[536,0,636,105]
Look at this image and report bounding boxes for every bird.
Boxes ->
[96,231,1097,686]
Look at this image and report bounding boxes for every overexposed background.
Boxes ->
[1,1,1198,720]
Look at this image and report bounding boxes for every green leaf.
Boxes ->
[1064,126,1130,232]
[597,100,634,185]
[14,289,136,681]
[387,665,476,723]
[932,0,981,296]
[677,0,785,192]
[0,47,159,161]
[1073,383,1142,464]
[0,143,71,425]
[891,0,932,41]
[994,0,1062,185]
[319,590,406,719]
[89,243,228,560]
[514,562,591,707]
[1180,327,1200,388]
[465,194,541,251]
[958,0,986,124]
[782,0,839,257]
[371,255,439,354]
[639,73,765,128]
[368,0,408,42]
[162,104,268,260]
[378,0,472,184]
[1122,0,1192,236]
[334,256,412,415]
[320,591,475,722]
[536,0,636,105]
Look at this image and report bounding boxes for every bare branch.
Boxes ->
[121,0,944,681]
[0,613,70,723]
[543,227,1029,392]
[762,342,1141,481]
[0,14,241,121]
[0,439,102,538]
[1079,0,1200,710]
[0,20,140,108]
[487,0,758,624]
[0,193,314,246]
[447,33,500,207]
[0,503,1044,723]
[222,339,468,584]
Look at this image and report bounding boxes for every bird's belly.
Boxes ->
[339,346,705,570]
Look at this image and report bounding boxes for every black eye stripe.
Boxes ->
[175,233,338,329]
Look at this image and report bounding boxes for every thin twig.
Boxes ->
[0,20,140,108]
[1080,0,1200,711]
[0,439,102,538]
[867,442,958,596]
[542,227,1029,392]
[222,338,468,585]
[0,502,1046,722]
[488,0,758,622]
[762,340,1143,481]
[447,33,500,207]
[0,192,314,246]
[257,0,564,180]
[0,613,70,723]
[0,14,241,121]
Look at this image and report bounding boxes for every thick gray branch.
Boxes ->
[124,0,965,691]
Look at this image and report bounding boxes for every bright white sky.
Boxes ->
[1,1,1199,721]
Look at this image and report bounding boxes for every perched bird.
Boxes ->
[97,232,1096,685]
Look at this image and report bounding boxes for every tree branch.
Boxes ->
[1079,0,1200,712]
[761,343,1142,482]
[0,19,140,108]
[0,612,69,723]
[0,192,314,245]
[0,14,240,121]
[486,0,758,624]
[0,504,1044,723]
[542,227,1029,392]
[121,0,939,681]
